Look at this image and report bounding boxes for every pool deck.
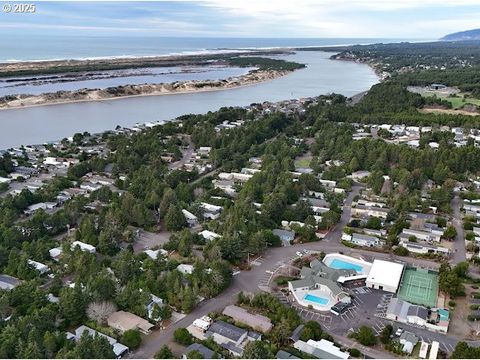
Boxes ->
[293,289,334,311]
[323,253,372,275]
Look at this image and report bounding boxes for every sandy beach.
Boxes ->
[0,69,293,110]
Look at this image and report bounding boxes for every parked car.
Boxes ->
[395,328,403,337]
[296,251,303,257]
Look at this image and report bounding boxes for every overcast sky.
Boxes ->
[1,0,479,38]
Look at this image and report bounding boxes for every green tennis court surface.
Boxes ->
[398,267,439,308]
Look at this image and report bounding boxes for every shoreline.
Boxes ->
[0,49,293,78]
[0,69,294,111]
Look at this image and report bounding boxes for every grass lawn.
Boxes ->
[295,158,311,168]
[419,91,480,109]
[444,95,480,109]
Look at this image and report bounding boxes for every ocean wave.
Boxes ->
[0,49,259,63]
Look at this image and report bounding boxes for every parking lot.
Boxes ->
[294,304,333,328]
[375,293,394,318]
[258,251,460,356]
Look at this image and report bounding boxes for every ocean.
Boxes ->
[0,35,426,62]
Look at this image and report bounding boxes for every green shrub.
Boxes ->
[355,326,377,346]
[121,329,142,349]
[174,328,193,346]
[349,348,362,358]
[393,246,409,256]
[155,345,174,359]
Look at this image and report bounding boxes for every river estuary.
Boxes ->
[0,51,378,149]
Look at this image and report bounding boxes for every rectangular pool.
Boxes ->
[438,308,449,321]
[329,258,363,273]
[304,294,329,305]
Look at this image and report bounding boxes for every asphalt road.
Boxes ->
[451,195,467,265]
[129,184,448,359]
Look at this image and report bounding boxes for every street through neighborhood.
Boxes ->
[128,184,461,359]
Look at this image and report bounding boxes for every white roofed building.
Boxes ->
[177,264,195,275]
[366,259,404,293]
[28,259,50,274]
[71,241,96,253]
[199,230,222,241]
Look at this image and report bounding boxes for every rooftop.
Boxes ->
[222,305,273,333]
[366,259,404,288]
[205,320,246,343]
[185,343,215,359]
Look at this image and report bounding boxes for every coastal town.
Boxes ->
[1,79,480,359]
[2,2,480,358]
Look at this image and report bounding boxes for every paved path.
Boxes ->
[128,185,445,359]
[168,135,194,171]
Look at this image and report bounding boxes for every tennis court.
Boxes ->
[397,267,438,308]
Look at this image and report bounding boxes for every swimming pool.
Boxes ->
[329,259,363,273]
[304,294,329,305]
[438,308,449,321]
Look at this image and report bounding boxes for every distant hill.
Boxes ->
[441,28,480,41]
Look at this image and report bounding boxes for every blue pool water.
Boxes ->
[439,308,449,321]
[329,259,363,273]
[304,294,329,305]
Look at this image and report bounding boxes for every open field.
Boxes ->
[419,107,480,116]
[445,95,480,109]
[408,85,480,110]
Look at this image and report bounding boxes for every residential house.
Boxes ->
[400,228,442,242]
[0,274,22,290]
[10,166,38,179]
[198,230,222,242]
[107,311,154,335]
[348,233,384,248]
[71,241,96,253]
[198,147,211,156]
[182,209,199,227]
[182,343,215,359]
[24,202,57,215]
[408,212,437,223]
[272,229,295,246]
[349,171,371,181]
[68,325,128,358]
[213,180,236,196]
[351,204,389,219]
[399,239,450,256]
[28,259,49,274]
[293,339,349,359]
[80,182,103,192]
[222,305,273,333]
[399,331,419,355]
[177,264,195,275]
[49,247,63,261]
[205,320,261,356]
[200,202,223,220]
[147,294,165,322]
[319,179,336,189]
[144,249,168,260]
